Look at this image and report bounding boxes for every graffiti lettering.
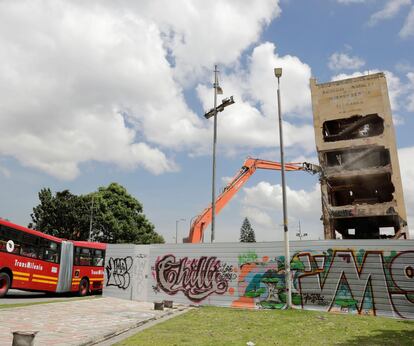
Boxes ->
[155,255,232,302]
[218,263,237,282]
[302,293,328,306]
[135,254,147,295]
[298,250,414,318]
[106,257,133,289]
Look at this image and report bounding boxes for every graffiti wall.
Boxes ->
[104,240,414,319]
[103,244,149,301]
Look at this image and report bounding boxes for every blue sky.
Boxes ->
[0,0,413,243]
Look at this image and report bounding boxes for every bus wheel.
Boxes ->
[0,272,11,298]
[78,278,89,297]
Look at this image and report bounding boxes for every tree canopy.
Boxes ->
[29,183,164,244]
[240,217,256,243]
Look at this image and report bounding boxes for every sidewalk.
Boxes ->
[0,297,188,346]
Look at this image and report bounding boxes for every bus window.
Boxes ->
[0,226,7,252]
[80,248,92,266]
[74,247,80,265]
[39,239,60,263]
[0,226,22,255]
[92,249,104,266]
[74,247,92,266]
[20,233,39,259]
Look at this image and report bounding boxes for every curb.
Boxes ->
[81,306,191,346]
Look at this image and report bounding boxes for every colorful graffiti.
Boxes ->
[231,254,304,309]
[153,255,236,302]
[148,247,414,318]
[297,249,414,318]
[232,249,414,318]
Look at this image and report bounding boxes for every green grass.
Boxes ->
[116,306,414,346]
[0,295,99,309]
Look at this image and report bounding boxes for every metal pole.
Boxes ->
[276,74,291,309]
[88,195,94,242]
[211,65,218,243]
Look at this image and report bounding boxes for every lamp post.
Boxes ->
[88,195,94,242]
[204,65,235,243]
[274,67,291,309]
[175,218,186,244]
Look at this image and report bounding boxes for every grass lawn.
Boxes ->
[116,306,414,346]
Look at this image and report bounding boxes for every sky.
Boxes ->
[0,0,413,243]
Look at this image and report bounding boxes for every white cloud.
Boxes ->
[392,113,405,125]
[368,0,411,26]
[406,72,414,111]
[242,206,274,228]
[241,181,323,240]
[136,0,282,86]
[247,42,312,117]
[328,52,365,71]
[400,5,414,37]
[194,42,315,155]
[0,0,283,179]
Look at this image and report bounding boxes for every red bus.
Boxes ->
[0,219,106,298]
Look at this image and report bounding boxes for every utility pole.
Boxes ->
[296,220,308,240]
[88,195,94,242]
[204,65,234,243]
[211,65,219,243]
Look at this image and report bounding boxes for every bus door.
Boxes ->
[56,241,74,293]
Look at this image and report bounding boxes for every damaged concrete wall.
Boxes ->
[310,73,408,239]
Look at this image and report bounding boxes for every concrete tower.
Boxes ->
[310,72,408,239]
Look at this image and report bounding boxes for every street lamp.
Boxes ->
[175,218,186,244]
[274,67,291,309]
[205,65,235,243]
[88,195,94,242]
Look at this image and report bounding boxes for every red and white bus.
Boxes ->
[0,219,106,297]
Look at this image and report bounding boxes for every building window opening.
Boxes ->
[334,215,398,239]
[323,114,384,142]
[325,147,390,170]
[328,172,394,206]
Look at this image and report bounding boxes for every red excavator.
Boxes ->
[183,158,321,243]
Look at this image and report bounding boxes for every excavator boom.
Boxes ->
[183,158,320,243]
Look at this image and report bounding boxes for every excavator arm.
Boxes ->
[183,158,320,243]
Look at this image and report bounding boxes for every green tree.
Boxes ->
[240,217,256,243]
[29,183,164,244]
[89,183,164,244]
[29,188,90,240]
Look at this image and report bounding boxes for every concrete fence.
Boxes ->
[103,240,414,319]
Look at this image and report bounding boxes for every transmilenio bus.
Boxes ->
[0,219,106,297]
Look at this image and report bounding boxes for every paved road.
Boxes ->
[0,297,187,345]
[0,289,96,304]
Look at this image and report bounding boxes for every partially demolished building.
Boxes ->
[310,73,408,239]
